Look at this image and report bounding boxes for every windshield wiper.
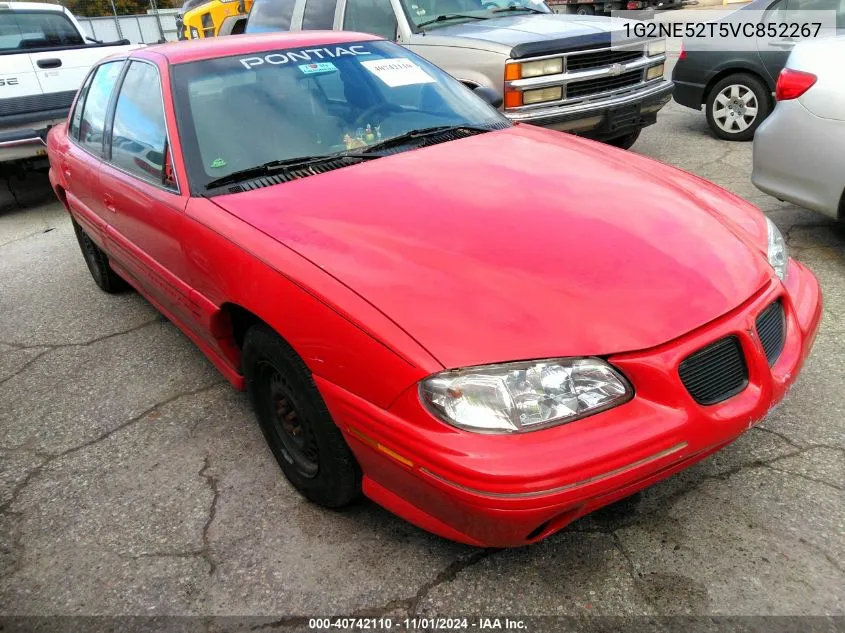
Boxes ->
[491,5,546,13]
[417,13,490,28]
[352,125,493,154]
[205,152,376,190]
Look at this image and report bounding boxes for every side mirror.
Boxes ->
[473,85,504,109]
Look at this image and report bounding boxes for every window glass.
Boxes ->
[110,61,173,188]
[787,0,844,25]
[0,10,84,52]
[303,0,339,29]
[246,0,297,32]
[397,0,549,32]
[69,71,95,140]
[343,0,398,39]
[172,40,508,192]
[78,61,123,155]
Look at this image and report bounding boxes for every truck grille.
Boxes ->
[679,336,748,406]
[756,301,785,366]
[567,69,643,99]
[567,49,644,72]
[0,90,76,117]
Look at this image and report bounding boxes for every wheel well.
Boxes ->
[54,184,69,211]
[838,187,845,222]
[703,69,773,109]
[221,303,264,351]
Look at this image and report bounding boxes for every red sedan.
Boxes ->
[47,32,821,547]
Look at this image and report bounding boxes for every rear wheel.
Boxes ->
[71,219,128,293]
[705,73,771,141]
[243,324,362,508]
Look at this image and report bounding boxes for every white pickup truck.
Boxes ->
[0,2,136,171]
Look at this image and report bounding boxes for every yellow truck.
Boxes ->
[177,0,252,39]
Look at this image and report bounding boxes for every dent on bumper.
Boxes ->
[317,260,821,547]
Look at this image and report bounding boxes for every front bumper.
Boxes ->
[318,260,821,547]
[504,79,674,140]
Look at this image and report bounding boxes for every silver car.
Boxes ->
[752,36,845,220]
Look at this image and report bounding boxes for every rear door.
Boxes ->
[63,60,124,247]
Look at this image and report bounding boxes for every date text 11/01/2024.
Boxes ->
[308,618,527,630]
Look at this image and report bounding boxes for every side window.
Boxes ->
[302,0,339,29]
[763,0,786,21]
[68,71,95,141]
[246,0,297,32]
[109,61,175,190]
[343,0,398,40]
[78,61,123,155]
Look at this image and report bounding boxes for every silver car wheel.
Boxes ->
[712,84,759,134]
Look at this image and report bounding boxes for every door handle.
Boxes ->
[103,193,116,213]
[37,58,62,69]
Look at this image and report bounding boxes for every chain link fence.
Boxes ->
[75,9,180,44]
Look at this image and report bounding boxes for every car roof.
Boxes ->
[0,1,71,12]
[137,31,382,65]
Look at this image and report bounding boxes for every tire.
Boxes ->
[243,324,362,508]
[705,73,771,141]
[576,3,596,13]
[71,219,129,293]
[606,129,641,150]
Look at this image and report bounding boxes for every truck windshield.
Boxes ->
[403,0,551,30]
[0,11,84,52]
[171,40,508,191]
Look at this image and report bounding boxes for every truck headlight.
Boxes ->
[523,86,562,105]
[646,64,664,80]
[419,358,633,433]
[506,58,563,80]
[647,39,666,56]
[766,217,788,281]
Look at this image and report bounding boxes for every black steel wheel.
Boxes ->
[71,219,128,293]
[243,324,362,507]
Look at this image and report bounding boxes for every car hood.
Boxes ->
[418,14,627,56]
[213,125,772,369]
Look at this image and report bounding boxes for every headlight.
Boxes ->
[646,63,664,80]
[523,86,563,105]
[647,39,666,56]
[419,358,633,433]
[766,217,788,281]
[506,58,563,80]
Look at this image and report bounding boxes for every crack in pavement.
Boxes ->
[0,226,58,249]
[248,549,498,630]
[0,316,165,353]
[0,348,52,388]
[0,381,226,517]
[199,455,220,577]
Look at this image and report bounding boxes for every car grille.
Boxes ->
[679,336,748,405]
[566,69,644,99]
[566,49,644,72]
[756,300,786,366]
[0,90,76,117]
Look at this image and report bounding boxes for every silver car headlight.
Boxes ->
[766,217,788,281]
[419,358,633,433]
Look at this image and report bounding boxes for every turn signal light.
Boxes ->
[775,68,817,101]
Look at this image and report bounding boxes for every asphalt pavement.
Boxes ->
[0,52,842,627]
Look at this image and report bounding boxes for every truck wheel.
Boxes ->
[606,129,641,150]
[71,219,129,293]
[576,4,596,14]
[243,324,362,508]
[705,73,771,142]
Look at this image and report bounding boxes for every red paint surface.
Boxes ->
[47,33,822,547]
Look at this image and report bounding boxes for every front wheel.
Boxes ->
[705,74,771,141]
[243,324,362,508]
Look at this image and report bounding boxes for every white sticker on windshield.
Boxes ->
[360,58,435,88]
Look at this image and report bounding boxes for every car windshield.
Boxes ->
[402,0,551,29]
[171,40,508,192]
